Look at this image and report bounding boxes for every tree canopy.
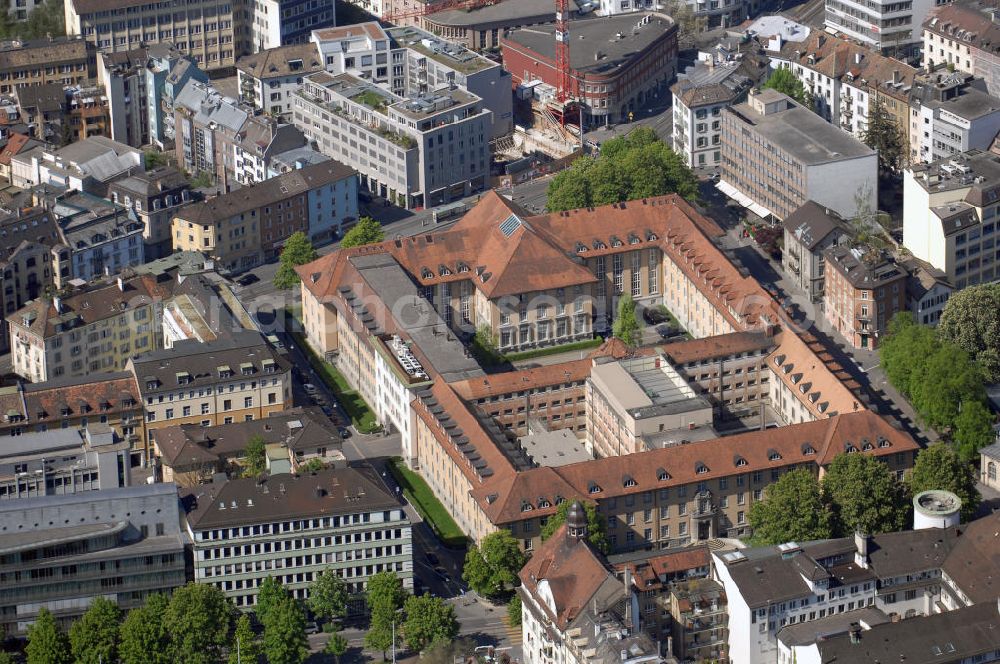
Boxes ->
[539,500,609,553]
[242,434,267,477]
[860,100,906,177]
[462,530,527,598]
[274,231,318,289]
[26,608,71,664]
[0,0,65,40]
[228,614,261,664]
[119,594,172,664]
[402,595,459,652]
[953,399,996,464]
[262,593,309,664]
[909,443,980,521]
[507,595,522,627]
[749,468,833,545]
[545,128,698,212]
[938,283,1000,382]
[163,583,234,664]
[69,597,121,664]
[340,216,385,249]
[612,294,641,347]
[255,576,288,626]
[325,632,349,663]
[821,453,908,536]
[308,569,349,623]
[364,571,406,658]
[762,67,811,107]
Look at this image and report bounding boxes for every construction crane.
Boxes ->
[383,0,496,25]
[554,0,572,103]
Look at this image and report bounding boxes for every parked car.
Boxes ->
[305,622,320,635]
[235,273,259,286]
[320,405,334,417]
[425,552,440,566]
[303,383,318,393]
[339,427,351,439]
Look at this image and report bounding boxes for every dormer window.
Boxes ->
[262,359,276,374]
[538,498,551,509]
[575,242,587,253]
[554,494,565,505]
[218,365,233,379]
[457,262,469,273]
[657,468,670,481]
[240,363,255,376]
[438,265,451,276]
[623,475,637,488]
[845,443,858,453]
[60,406,71,417]
[176,371,191,385]
[588,481,602,494]
[802,443,816,455]
[610,236,623,248]
[734,455,748,467]
[878,437,890,448]
[145,379,159,390]
[520,500,533,512]
[646,231,658,241]
[767,449,782,462]
[695,462,709,474]
[421,267,433,279]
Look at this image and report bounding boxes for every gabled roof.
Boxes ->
[942,510,1000,604]
[783,201,848,251]
[237,43,324,79]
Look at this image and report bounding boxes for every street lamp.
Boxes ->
[391,607,405,664]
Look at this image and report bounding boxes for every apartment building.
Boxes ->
[148,49,209,148]
[108,167,196,259]
[0,36,93,95]
[232,120,309,187]
[237,43,324,118]
[908,70,1000,164]
[900,255,951,325]
[0,425,131,501]
[774,35,915,140]
[903,149,1000,289]
[502,13,678,127]
[4,373,147,465]
[781,202,850,300]
[671,53,765,169]
[171,160,357,272]
[293,70,491,209]
[824,0,935,55]
[923,3,1000,97]
[0,207,62,352]
[251,0,335,51]
[65,84,112,142]
[719,89,877,221]
[184,467,412,609]
[64,0,249,74]
[15,84,71,144]
[153,408,343,485]
[171,80,248,186]
[823,246,907,350]
[0,484,186,635]
[11,136,143,195]
[9,273,173,383]
[519,514,662,664]
[586,353,714,458]
[129,330,293,445]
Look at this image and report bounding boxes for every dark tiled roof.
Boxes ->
[783,201,848,251]
[942,511,1000,604]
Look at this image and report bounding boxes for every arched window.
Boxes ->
[989,462,997,481]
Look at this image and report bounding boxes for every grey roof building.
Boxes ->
[781,201,850,300]
[0,483,186,635]
[183,466,412,610]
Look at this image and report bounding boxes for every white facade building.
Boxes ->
[251,0,336,51]
[236,43,325,118]
[824,0,936,54]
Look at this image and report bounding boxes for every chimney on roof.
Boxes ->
[855,52,862,65]
[854,531,870,569]
[117,276,124,292]
[893,69,901,84]
[848,623,862,645]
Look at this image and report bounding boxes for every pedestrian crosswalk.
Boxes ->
[503,620,522,644]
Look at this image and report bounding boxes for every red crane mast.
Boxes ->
[554,0,572,102]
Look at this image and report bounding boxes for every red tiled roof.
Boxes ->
[662,331,776,365]
[612,546,711,591]
[0,133,32,166]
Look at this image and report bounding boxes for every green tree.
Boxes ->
[880,313,936,397]
[507,595,522,628]
[242,434,267,477]
[308,569,349,624]
[325,632,349,664]
[0,651,15,664]
[401,595,459,652]
[545,128,697,211]
[26,608,70,664]
[660,0,707,47]
[69,597,121,664]
[163,583,234,664]
[340,216,384,249]
[938,283,1000,382]
[302,457,326,472]
[144,149,168,170]
[255,576,288,626]
[119,594,171,664]
[462,530,527,598]
[908,443,980,521]
[748,468,833,545]
[18,0,65,39]
[471,324,502,366]
[953,399,996,464]
[228,614,261,664]
[273,231,318,289]
[613,294,641,347]
[822,453,908,536]
[860,99,907,178]
[539,500,609,553]
[909,344,984,430]
[262,594,308,664]
[762,67,810,106]
[364,571,406,660]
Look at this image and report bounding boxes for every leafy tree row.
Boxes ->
[749,446,980,545]
[880,312,994,461]
[0,0,64,41]
[545,127,698,212]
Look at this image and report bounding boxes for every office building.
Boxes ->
[902,149,1000,289]
[0,36,93,95]
[129,330,293,445]
[0,425,131,501]
[908,70,1000,164]
[64,0,249,74]
[153,408,344,485]
[293,70,491,209]
[823,246,907,350]
[719,89,877,221]
[824,0,935,55]
[251,0,336,52]
[923,3,1000,97]
[501,12,678,127]
[184,466,412,609]
[108,167,196,259]
[0,483,186,635]
[171,160,357,272]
